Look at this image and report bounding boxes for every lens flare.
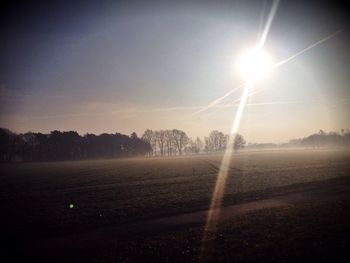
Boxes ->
[200,82,253,259]
[198,2,343,261]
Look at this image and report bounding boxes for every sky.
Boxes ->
[0,0,349,143]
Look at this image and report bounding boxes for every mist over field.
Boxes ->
[1,149,350,262]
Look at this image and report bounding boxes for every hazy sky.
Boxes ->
[0,0,349,142]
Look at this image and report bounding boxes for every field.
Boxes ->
[1,149,350,262]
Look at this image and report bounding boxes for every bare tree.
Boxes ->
[171,129,189,155]
[164,130,173,156]
[142,129,248,156]
[233,134,246,152]
[157,130,166,156]
[207,130,226,152]
[142,129,156,156]
[184,137,203,155]
[194,137,203,154]
[204,136,211,153]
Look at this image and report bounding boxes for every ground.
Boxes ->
[1,149,349,262]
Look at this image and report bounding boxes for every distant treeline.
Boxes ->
[246,129,350,149]
[142,128,350,156]
[288,129,350,148]
[0,128,151,162]
[1,128,349,162]
[141,129,245,156]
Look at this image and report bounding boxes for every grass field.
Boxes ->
[1,149,350,262]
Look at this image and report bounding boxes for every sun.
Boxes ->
[237,47,273,82]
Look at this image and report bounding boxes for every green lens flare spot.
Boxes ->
[69,203,74,209]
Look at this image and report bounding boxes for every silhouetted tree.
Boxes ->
[130,132,138,140]
[142,129,191,156]
[0,128,15,161]
[185,137,203,155]
[206,130,226,152]
[141,129,156,156]
[165,129,174,156]
[156,130,166,156]
[194,137,203,154]
[3,127,349,162]
[233,134,246,152]
[0,128,151,162]
[205,131,223,152]
[171,129,189,155]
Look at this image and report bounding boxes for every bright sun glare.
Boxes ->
[237,47,273,81]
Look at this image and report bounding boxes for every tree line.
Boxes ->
[0,128,151,162]
[1,127,349,162]
[141,129,246,156]
[245,129,350,150]
[288,129,350,148]
[0,127,247,162]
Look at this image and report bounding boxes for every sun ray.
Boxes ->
[200,81,253,259]
[192,83,244,116]
[273,29,344,68]
[257,0,280,48]
[200,0,281,260]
